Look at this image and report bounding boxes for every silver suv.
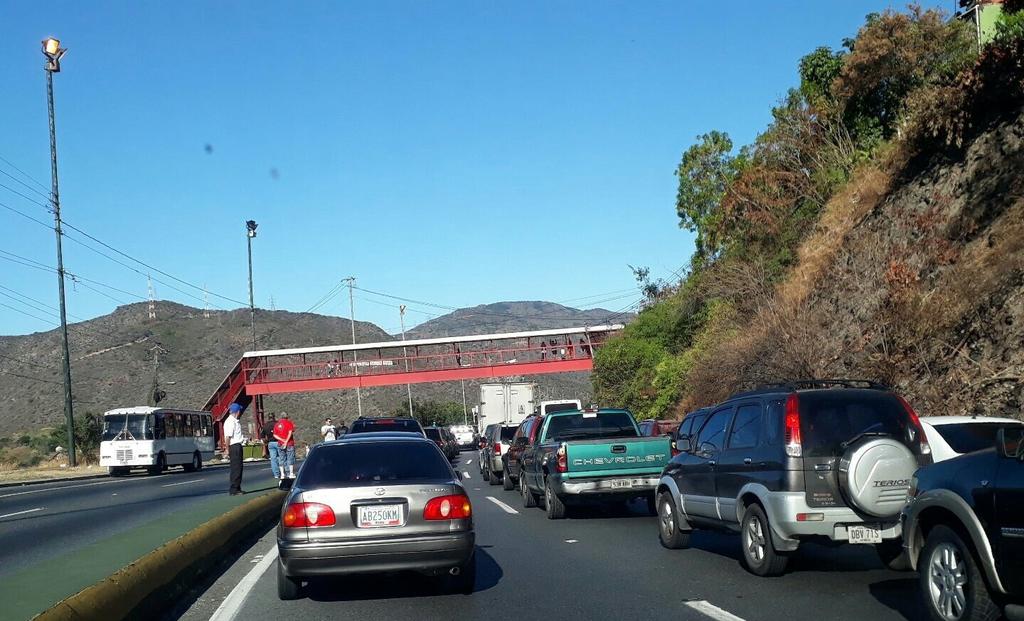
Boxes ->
[276,432,475,599]
[479,423,518,486]
[656,380,932,576]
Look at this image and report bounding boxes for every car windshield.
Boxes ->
[933,422,1023,454]
[544,412,638,441]
[499,427,518,441]
[102,414,149,441]
[798,391,911,457]
[299,442,452,488]
[349,419,421,434]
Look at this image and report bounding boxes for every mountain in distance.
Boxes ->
[0,299,632,436]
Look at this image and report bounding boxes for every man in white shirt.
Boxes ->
[321,417,337,443]
[223,403,245,495]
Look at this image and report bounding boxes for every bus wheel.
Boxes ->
[108,467,126,477]
[184,452,201,472]
[148,452,165,476]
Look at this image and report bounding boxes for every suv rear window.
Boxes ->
[300,442,451,488]
[348,418,423,434]
[544,412,638,441]
[424,428,442,441]
[932,422,1023,454]
[798,391,912,458]
[499,426,518,441]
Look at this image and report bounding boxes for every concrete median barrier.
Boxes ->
[34,490,285,621]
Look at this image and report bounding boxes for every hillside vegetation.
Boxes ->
[594,6,1024,420]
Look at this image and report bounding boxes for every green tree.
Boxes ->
[50,412,102,464]
[674,131,741,260]
[393,400,466,427]
[798,46,845,107]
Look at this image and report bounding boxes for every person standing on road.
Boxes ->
[223,403,245,495]
[274,411,296,478]
[262,413,280,479]
[321,417,337,443]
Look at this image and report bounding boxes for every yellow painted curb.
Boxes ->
[34,490,285,621]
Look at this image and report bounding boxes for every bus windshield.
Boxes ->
[102,413,150,441]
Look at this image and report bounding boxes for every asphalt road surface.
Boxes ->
[0,460,278,578]
[181,454,927,621]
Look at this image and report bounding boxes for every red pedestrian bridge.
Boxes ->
[203,324,623,447]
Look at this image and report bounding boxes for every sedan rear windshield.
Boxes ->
[300,442,452,488]
[798,391,912,458]
[932,422,1022,455]
[424,428,442,441]
[349,419,422,434]
[544,412,638,442]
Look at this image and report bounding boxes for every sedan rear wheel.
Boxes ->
[277,560,302,600]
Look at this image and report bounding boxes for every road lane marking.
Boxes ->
[485,496,519,514]
[465,459,472,464]
[0,507,44,520]
[565,539,579,544]
[209,544,278,621]
[685,600,746,621]
[0,478,138,498]
[462,471,471,480]
[161,479,203,488]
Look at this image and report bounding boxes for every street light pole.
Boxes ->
[43,38,75,467]
[245,220,258,350]
[345,277,362,417]
[461,379,468,425]
[399,305,413,417]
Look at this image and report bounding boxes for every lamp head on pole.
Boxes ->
[246,220,258,238]
[42,38,67,72]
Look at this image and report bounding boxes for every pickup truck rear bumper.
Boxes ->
[550,474,660,497]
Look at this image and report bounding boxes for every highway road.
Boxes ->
[0,461,278,578]
[181,454,927,621]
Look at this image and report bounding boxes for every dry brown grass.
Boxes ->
[0,461,107,483]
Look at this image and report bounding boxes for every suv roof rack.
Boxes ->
[727,379,889,400]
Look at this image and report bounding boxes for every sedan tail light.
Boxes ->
[282,502,336,528]
[423,494,472,520]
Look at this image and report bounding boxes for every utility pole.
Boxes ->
[399,305,413,417]
[203,285,210,319]
[245,220,258,350]
[461,379,468,425]
[43,37,75,467]
[345,277,362,417]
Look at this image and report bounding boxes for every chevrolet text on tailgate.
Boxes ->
[519,408,670,519]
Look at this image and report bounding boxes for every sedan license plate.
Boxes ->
[848,525,882,544]
[357,504,403,528]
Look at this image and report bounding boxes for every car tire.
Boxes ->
[657,491,690,549]
[920,525,999,621]
[740,503,789,577]
[489,468,503,486]
[277,559,302,600]
[183,452,201,473]
[147,452,165,476]
[521,473,537,508]
[544,477,566,520]
[503,469,515,491]
[481,466,490,482]
[876,539,911,571]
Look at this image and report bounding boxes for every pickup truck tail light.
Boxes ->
[897,395,931,456]
[556,443,568,473]
[282,502,336,528]
[784,393,802,458]
[424,494,472,520]
[493,442,502,456]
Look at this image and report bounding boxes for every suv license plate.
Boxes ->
[357,504,403,528]
[848,525,882,544]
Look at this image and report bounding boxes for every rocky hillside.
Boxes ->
[0,299,618,435]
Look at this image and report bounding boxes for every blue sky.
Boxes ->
[0,1,947,336]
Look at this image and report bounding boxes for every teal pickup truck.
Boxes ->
[519,408,671,519]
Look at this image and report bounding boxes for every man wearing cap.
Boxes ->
[274,411,297,479]
[223,403,245,495]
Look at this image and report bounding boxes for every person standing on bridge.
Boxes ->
[223,403,245,495]
[274,411,296,478]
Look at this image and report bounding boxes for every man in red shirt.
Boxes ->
[273,411,296,479]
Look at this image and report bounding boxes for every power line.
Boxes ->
[0,368,62,386]
[0,167,52,205]
[305,280,347,313]
[0,180,52,211]
[0,300,56,325]
[0,154,50,192]
[0,198,53,229]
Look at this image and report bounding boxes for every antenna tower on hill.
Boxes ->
[147,276,156,319]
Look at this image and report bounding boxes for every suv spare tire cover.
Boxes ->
[838,438,917,519]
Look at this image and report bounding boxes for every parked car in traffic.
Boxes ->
[657,380,932,576]
[672,408,711,457]
[424,427,456,460]
[480,423,518,486]
[519,408,671,519]
[276,432,475,599]
[501,415,542,492]
[449,424,476,450]
[639,419,678,438]
[348,416,425,436]
[902,425,1024,621]
[919,415,1024,462]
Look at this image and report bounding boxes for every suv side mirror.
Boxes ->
[677,437,693,453]
[997,427,1024,460]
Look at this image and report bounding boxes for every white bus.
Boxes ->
[99,406,216,476]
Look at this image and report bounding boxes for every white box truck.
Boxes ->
[478,382,535,427]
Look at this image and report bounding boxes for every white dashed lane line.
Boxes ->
[462,471,471,480]
[685,600,747,621]
[208,544,278,621]
[0,507,44,520]
[485,496,519,514]
[161,479,204,488]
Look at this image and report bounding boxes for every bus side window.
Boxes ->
[205,415,214,437]
[190,414,199,437]
[167,414,177,438]
[154,415,165,440]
